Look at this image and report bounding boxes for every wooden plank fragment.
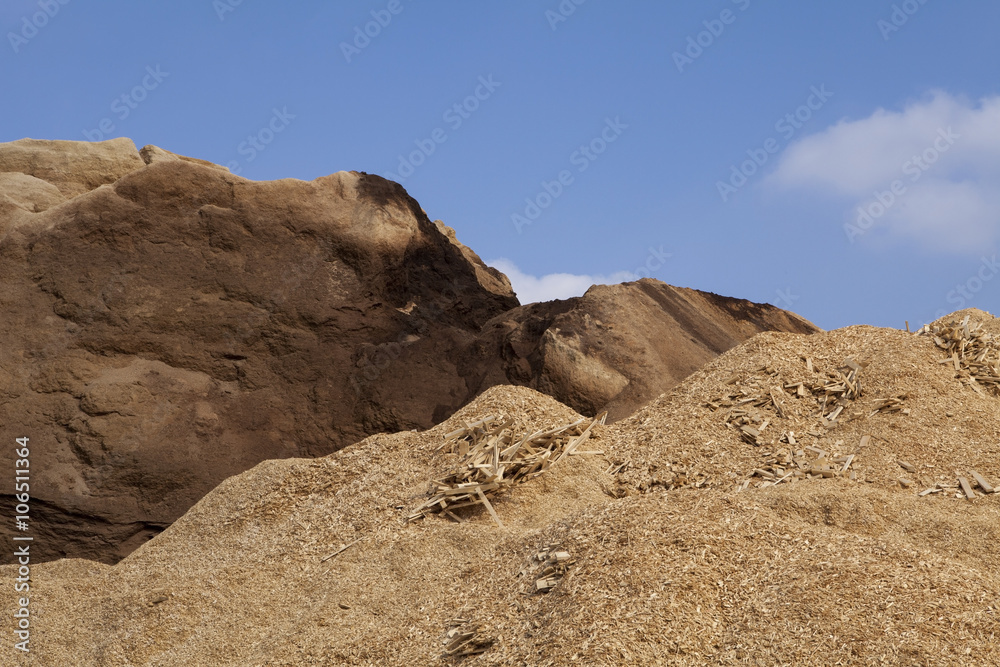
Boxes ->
[475,486,506,529]
[970,471,995,494]
[958,476,976,500]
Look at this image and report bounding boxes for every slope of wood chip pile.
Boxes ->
[918,313,1000,395]
[6,309,1000,666]
[407,413,607,526]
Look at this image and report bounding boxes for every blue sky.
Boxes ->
[3,0,999,330]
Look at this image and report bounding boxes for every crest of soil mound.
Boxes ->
[0,138,816,564]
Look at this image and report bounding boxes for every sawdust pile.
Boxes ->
[5,309,999,666]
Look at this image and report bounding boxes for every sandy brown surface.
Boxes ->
[4,309,998,665]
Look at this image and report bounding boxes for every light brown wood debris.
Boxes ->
[408,412,608,525]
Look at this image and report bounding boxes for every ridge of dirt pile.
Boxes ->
[464,279,821,421]
[5,310,998,665]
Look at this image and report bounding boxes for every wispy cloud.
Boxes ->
[487,258,636,304]
[767,91,1000,252]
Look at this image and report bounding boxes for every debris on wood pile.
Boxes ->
[442,619,493,658]
[920,470,998,500]
[736,442,858,491]
[708,357,867,446]
[869,394,910,417]
[918,314,1000,395]
[407,412,608,525]
[524,545,575,593]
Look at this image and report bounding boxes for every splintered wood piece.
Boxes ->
[859,435,871,450]
[475,486,505,529]
[958,476,976,500]
[841,455,855,473]
[556,417,599,462]
[970,471,995,494]
[898,461,916,473]
[320,536,365,562]
[535,577,559,593]
[769,388,786,418]
[919,488,942,497]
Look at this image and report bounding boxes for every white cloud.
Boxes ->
[487,258,636,304]
[767,91,1000,252]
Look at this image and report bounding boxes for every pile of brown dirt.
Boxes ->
[5,309,998,665]
[463,279,820,421]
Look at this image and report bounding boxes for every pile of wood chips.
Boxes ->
[919,314,1000,395]
[407,413,607,526]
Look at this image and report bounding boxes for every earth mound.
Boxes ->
[465,279,820,420]
[0,138,517,563]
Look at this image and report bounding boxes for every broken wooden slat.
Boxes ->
[475,486,505,529]
[958,476,977,500]
[970,471,995,494]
